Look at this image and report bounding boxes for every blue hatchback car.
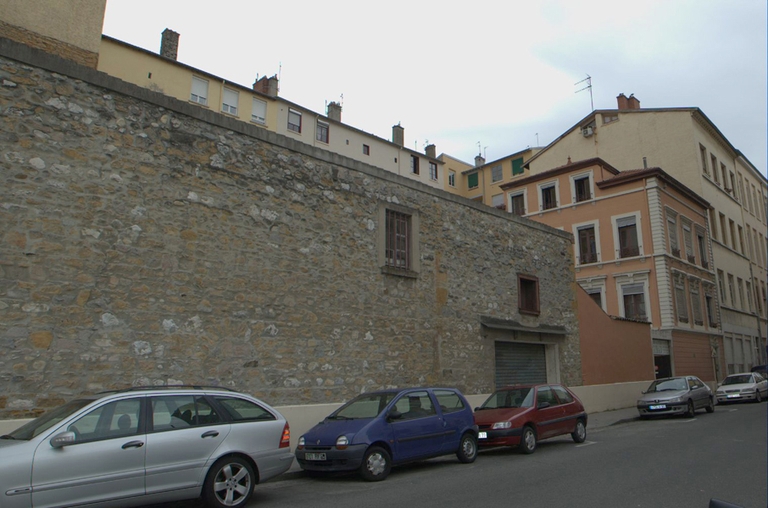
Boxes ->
[296,387,478,481]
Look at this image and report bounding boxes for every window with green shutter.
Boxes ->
[512,158,524,176]
[468,172,479,189]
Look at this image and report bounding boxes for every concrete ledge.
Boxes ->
[570,381,652,413]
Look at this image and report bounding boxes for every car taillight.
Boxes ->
[279,423,290,448]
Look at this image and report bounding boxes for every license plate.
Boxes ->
[478,431,487,439]
[305,452,326,461]
[727,394,740,398]
[649,404,666,410]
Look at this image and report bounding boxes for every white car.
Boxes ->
[0,386,294,508]
[716,372,768,404]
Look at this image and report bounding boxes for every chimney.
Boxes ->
[253,75,279,97]
[160,29,180,60]
[327,101,342,122]
[616,93,629,110]
[627,94,641,110]
[425,144,436,159]
[474,154,485,167]
[392,124,404,147]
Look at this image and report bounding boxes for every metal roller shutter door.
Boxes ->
[494,342,547,388]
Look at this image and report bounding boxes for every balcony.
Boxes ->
[619,246,640,258]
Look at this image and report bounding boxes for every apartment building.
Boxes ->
[452,148,541,207]
[97,31,444,190]
[524,94,768,374]
[502,158,721,381]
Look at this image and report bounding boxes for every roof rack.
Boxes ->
[97,385,239,394]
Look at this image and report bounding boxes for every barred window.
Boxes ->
[385,210,411,270]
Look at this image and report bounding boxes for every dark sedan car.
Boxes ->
[473,384,588,454]
[296,388,478,481]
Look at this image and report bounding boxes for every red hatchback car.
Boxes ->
[474,384,587,454]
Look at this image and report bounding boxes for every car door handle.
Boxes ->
[201,430,219,439]
[122,440,145,449]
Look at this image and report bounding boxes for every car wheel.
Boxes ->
[359,446,391,482]
[520,426,537,454]
[755,391,762,403]
[571,419,587,443]
[456,432,478,463]
[705,397,715,413]
[204,456,255,508]
[685,400,695,418]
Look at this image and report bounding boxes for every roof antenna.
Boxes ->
[575,74,594,111]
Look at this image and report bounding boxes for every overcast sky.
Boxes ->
[102,0,767,176]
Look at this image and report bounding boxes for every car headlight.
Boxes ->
[665,397,683,404]
[741,388,756,393]
[492,421,512,430]
[298,436,305,450]
[336,435,349,450]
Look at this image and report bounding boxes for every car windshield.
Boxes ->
[330,392,397,420]
[723,375,753,385]
[645,378,687,393]
[478,387,534,409]
[3,399,93,441]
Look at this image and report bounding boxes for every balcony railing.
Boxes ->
[620,246,640,258]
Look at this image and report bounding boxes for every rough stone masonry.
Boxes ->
[0,41,581,419]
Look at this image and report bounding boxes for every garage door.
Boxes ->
[494,341,547,388]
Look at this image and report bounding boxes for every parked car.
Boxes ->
[750,364,767,377]
[716,372,768,403]
[0,386,293,508]
[473,384,588,454]
[295,387,478,481]
[637,376,715,418]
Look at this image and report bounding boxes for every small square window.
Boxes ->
[363,144,370,156]
[288,109,302,133]
[316,121,329,143]
[518,274,540,315]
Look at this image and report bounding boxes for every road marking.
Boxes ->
[576,441,596,448]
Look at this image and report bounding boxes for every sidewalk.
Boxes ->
[280,406,640,478]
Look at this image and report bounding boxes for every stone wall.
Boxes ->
[0,39,581,419]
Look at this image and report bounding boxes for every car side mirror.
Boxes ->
[474,407,480,412]
[50,431,76,448]
[537,402,550,410]
[387,410,402,421]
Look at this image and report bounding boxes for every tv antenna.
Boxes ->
[575,74,593,111]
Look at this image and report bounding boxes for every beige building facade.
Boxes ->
[502,158,722,382]
[453,148,542,208]
[525,95,768,373]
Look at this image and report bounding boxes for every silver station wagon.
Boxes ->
[0,386,294,508]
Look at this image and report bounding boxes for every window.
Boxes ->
[491,165,503,183]
[448,170,456,187]
[696,228,708,268]
[190,76,208,105]
[393,391,436,420]
[719,213,727,246]
[151,395,221,431]
[739,173,746,206]
[536,386,558,406]
[540,183,557,210]
[588,290,602,308]
[737,226,745,254]
[222,88,238,115]
[700,145,708,175]
[622,283,647,320]
[434,390,466,414]
[709,209,718,241]
[518,274,540,315]
[674,273,689,323]
[667,212,680,257]
[215,397,275,422]
[721,164,728,191]
[492,193,505,210]
[468,172,479,189]
[682,221,694,262]
[727,274,736,307]
[385,209,411,271]
[711,155,719,184]
[602,113,619,124]
[410,155,420,175]
[316,120,329,143]
[746,281,754,312]
[690,279,703,325]
[737,278,745,310]
[429,162,438,181]
[552,386,575,404]
[573,174,592,202]
[511,157,524,176]
[288,108,302,133]
[509,192,526,216]
[362,144,370,155]
[706,294,717,327]
[729,219,736,251]
[251,98,267,124]
[579,277,607,312]
[717,269,726,302]
[730,172,737,198]
[67,398,141,443]
[617,215,640,258]
[576,224,598,264]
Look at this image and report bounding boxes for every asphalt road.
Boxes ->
[155,402,767,508]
